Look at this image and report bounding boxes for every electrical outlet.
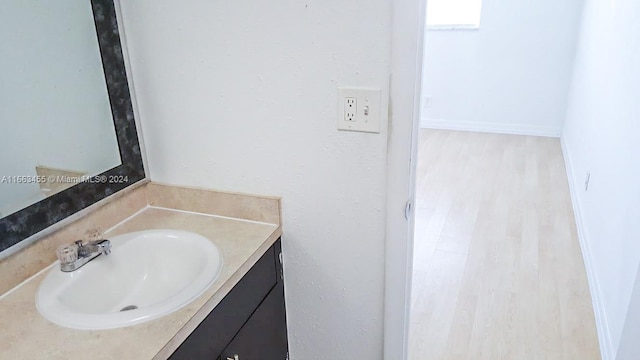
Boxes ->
[423,96,432,108]
[337,87,381,133]
[584,172,591,191]
[345,97,356,122]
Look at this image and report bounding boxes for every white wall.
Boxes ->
[0,0,120,216]
[561,0,640,358]
[617,269,640,360]
[421,0,584,136]
[119,1,390,359]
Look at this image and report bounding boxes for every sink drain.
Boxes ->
[120,305,138,312]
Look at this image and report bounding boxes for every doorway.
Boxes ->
[404,0,600,358]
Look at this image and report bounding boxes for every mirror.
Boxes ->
[1,0,121,216]
[0,0,145,253]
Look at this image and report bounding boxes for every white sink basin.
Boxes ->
[36,229,222,330]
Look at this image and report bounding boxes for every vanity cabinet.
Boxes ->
[169,239,288,360]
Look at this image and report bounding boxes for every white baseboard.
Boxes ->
[421,118,561,138]
[561,134,613,360]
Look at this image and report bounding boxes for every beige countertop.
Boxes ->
[0,183,282,359]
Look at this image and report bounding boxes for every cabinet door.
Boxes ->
[220,282,288,360]
[169,246,277,360]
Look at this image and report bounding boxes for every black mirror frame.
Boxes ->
[0,0,145,253]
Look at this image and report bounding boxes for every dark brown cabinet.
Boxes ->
[169,239,288,360]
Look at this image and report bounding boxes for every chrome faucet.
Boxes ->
[56,239,111,272]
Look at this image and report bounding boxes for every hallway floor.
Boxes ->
[408,130,601,359]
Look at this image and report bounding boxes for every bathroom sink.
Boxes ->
[36,229,222,330]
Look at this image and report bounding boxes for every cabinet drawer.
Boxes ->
[169,246,277,359]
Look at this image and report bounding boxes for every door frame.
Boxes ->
[383,0,427,358]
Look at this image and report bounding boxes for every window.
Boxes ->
[426,0,483,30]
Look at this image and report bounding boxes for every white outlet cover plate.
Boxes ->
[337,87,381,133]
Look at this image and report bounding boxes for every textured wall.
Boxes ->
[119,1,391,358]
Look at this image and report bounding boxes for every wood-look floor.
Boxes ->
[409,130,600,360]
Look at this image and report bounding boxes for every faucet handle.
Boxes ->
[56,243,79,264]
[98,239,112,255]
